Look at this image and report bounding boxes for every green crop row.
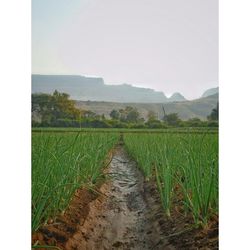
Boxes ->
[32,132,118,232]
[32,127,218,134]
[124,133,218,225]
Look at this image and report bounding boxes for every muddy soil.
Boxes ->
[33,143,218,250]
[64,145,174,250]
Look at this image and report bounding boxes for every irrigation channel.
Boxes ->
[64,143,175,250]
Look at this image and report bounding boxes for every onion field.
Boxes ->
[124,133,218,225]
[32,129,218,249]
[32,132,118,232]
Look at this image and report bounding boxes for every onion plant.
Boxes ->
[124,132,218,226]
[32,132,118,232]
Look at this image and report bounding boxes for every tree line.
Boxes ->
[32,91,218,128]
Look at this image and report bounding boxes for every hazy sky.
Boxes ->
[32,0,218,99]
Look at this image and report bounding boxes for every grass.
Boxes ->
[32,132,118,232]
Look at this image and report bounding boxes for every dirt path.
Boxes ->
[66,145,175,250]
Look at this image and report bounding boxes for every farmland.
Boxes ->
[124,133,218,225]
[32,128,218,249]
[32,132,118,232]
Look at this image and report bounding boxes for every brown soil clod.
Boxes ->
[32,144,218,250]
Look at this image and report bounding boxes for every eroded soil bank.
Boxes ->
[33,143,218,250]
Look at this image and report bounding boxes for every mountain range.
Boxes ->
[32,75,189,103]
[32,74,218,120]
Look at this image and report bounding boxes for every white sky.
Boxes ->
[32,0,218,99]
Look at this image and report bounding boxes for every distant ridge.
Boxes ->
[75,93,218,121]
[32,74,168,103]
[32,74,217,104]
[168,92,186,102]
[201,87,219,98]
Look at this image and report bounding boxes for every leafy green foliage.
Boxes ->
[32,132,118,232]
[32,92,218,128]
[32,90,80,126]
[147,110,157,122]
[124,133,218,225]
[207,103,219,121]
[163,113,181,126]
[110,109,120,120]
[110,106,141,123]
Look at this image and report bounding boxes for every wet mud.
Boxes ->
[66,145,174,250]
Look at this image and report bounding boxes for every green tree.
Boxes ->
[116,106,140,123]
[147,110,157,121]
[50,90,80,122]
[32,93,53,124]
[83,110,97,118]
[110,109,120,120]
[163,113,181,126]
[187,117,202,127]
[32,90,81,126]
[207,103,219,121]
[119,109,127,122]
[125,106,140,123]
[146,119,165,128]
